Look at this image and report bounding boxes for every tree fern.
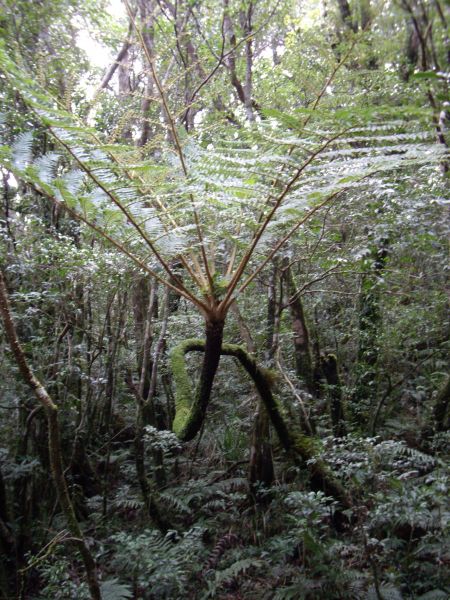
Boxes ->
[1,37,448,452]
[1,40,445,313]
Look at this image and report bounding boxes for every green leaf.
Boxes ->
[99,579,133,600]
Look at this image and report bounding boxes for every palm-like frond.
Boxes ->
[0,42,446,310]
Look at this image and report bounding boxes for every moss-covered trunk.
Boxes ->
[171,339,352,509]
[173,318,225,441]
[353,237,389,412]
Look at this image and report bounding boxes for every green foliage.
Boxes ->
[99,579,133,600]
[0,1,449,599]
[110,528,206,599]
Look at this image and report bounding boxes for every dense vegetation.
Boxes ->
[0,0,449,598]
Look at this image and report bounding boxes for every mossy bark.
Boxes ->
[0,271,101,600]
[171,339,351,509]
[249,406,275,495]
[172,319,224,441]
[353,238,389,410]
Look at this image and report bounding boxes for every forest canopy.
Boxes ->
[0,0,449,598]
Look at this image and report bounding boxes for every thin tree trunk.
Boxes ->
[434,374,450,432]
[353,237,389,413]
[321,353,347,437]
[283,265,315,395]
[0,271,101,600]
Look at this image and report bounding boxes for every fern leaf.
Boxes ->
[12,131,33,169]
[99,579,133,600]
[214,558,263,586]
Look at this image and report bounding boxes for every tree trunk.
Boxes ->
[171,339,352,510]
[353,237,389,416]
[321,353,347,437]
[247,265,278,492]
[0,271,101,600]
[173,318,225,441]
[283,266,315,395]
[434,375,450,432]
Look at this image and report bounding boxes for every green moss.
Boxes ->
[170,339,204,437]
[169,338,352,509]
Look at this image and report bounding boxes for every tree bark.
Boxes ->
[0,271,101,600]
[173,318,225,441]
[283,266,315,395]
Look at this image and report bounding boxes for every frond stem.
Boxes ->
[219,128,352,311]
[125,0,215,295]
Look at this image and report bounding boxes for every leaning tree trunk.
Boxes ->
[0,271,101,600]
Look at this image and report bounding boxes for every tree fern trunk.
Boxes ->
[176,318,225,441]
[171,339,351,509]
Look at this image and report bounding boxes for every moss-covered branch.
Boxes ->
[170,339,351,508]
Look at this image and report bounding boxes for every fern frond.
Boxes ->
[214,558,263,586]
[11,131,33,169]
[99,579,133,600]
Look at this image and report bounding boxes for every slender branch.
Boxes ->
[275,349,314,435]
[52,131,186,286]
[222,21,370,272]
[1,48,207,291]
[88,17,135,107]
[22,179,208,311]
[0,59,206,299]
[304,31,364,127]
